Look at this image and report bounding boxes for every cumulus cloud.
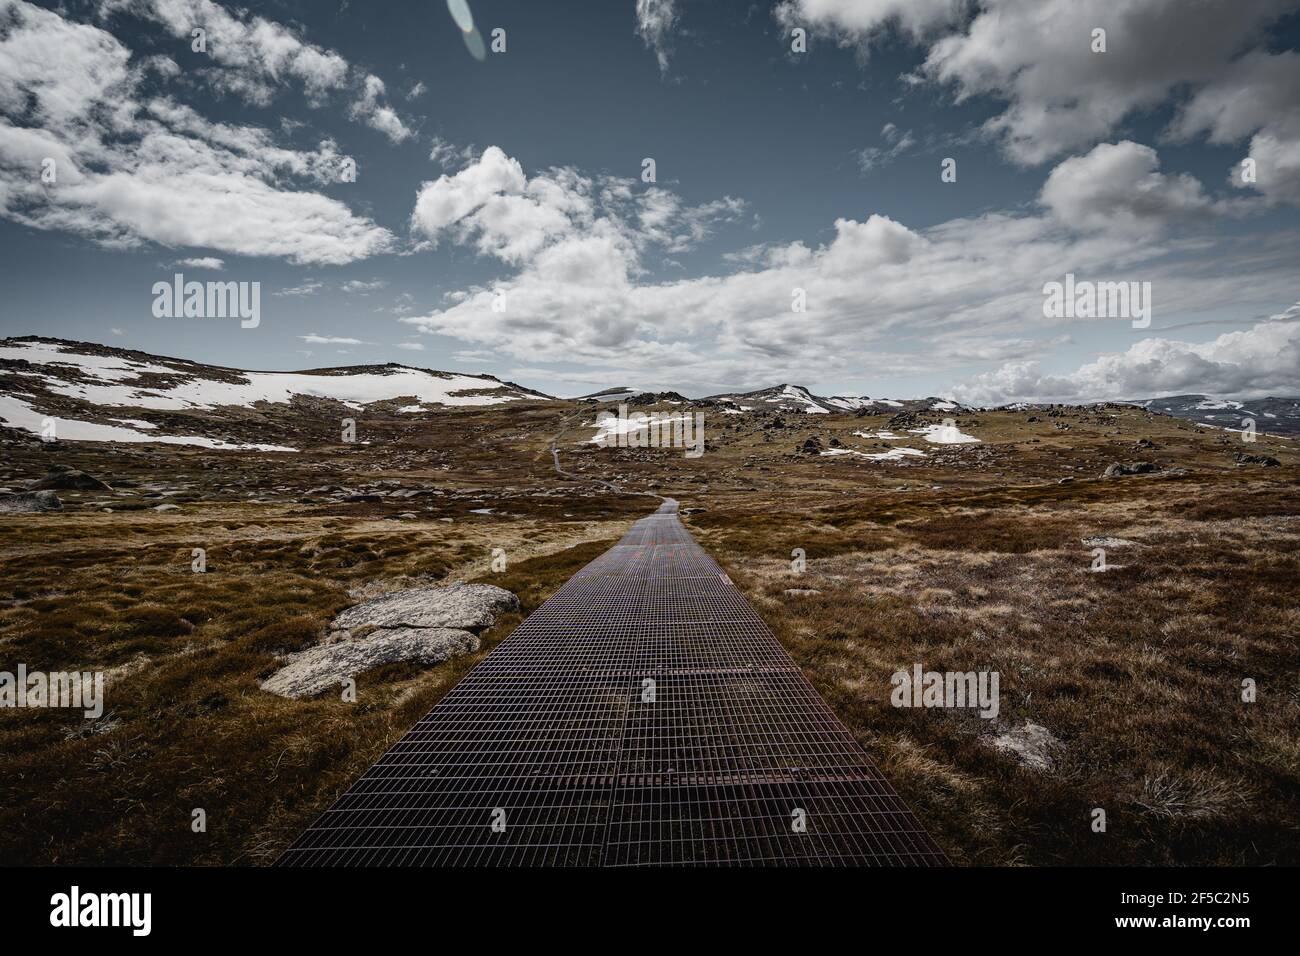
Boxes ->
[923,0,1295,165]
[1168,50,1300,207]
[635,0,679,74]
[0,1,393,264]
[409,145,745,268]
[783,0,1297,168]
[952,305,1300,405]
[402,145,1299,395]
[1039,141,1241,236]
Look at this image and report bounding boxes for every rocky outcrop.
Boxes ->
[260,628,478,699]
[0,490,63,513]
[332,583,519,632]
[1103,461,1160,477]
[260,583,520,699]
[28,466,112,491]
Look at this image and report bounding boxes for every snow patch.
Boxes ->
[911,423,981,444]
[0,395,297,451]
[1,340,522,411]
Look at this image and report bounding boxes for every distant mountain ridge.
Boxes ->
[4,338,1297,448]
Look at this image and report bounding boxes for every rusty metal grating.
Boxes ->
[278,499,947,867]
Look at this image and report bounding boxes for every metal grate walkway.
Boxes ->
[278,500,947,866]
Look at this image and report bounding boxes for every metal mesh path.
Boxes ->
[278,500,947,866]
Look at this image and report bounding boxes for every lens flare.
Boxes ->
[445,0,474,33]
[445,0,486,61]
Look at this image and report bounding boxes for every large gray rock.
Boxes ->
[28,468,112,491]
[260,583,521,699]
[260,628,478,699]
[332,583,520,633]
[0,490,63,513]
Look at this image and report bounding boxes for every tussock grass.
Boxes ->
[690,477,1300,865]
[0,500,626,865]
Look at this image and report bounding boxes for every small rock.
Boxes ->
[1081,535,1136,548]
[153,503,182,512]
[1235,453,1280,467]
[782,588,823,597]
[1103,461,1160,478]
[987,722,1062,772]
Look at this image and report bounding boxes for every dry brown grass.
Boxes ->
[2,401,1296,865]
[689,473,1300,865]
[0,500,630,865]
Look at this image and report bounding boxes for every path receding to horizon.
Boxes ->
[279,500,947,866]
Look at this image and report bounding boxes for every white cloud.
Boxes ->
[276,281,323,297]
[1169,50,1300,207]
[952,305,1300,405]
[350,75,413,144]
[783,0,1297,168]
[402,145,1299,395]
[1039,141,1240,236]
[174,256,225,270]
[635,0,679,74]
[857,122,917,172]
[410,146,744,269]
[921,0,1296,165]
[405,80,427,101]
[0,2,393,264]
[774,0,965,44]
[100,0,416,146]
[101,0,350,102]
[342,279,388,293]
[300,333,368,345]
[396,341,425,351]
[428,136,477,170]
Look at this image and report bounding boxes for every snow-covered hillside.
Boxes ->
[0,337,553,450]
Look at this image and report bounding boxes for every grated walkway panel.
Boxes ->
[278,500,947,866]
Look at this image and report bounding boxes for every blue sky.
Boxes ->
[1,0,1298,402]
